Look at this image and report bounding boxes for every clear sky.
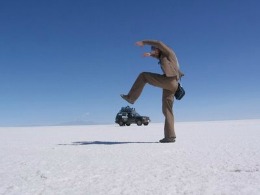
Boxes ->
[1,0,260,126]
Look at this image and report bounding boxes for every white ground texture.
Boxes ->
[0,119,259,195]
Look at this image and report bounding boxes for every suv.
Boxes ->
[115,106,150,126]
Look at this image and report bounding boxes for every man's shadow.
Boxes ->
[59,141,158,146]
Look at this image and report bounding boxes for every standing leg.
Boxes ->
[162,89,176,139]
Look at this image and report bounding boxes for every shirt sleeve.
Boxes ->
[142,40,172,56]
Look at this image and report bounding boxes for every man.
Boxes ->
[121,40,184,143]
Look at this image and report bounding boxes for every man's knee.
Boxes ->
[139,72,149,77]
[138,72,150,82]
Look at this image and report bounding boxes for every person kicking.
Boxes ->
[121,40,184,143]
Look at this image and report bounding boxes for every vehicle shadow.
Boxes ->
[59,141,158,146]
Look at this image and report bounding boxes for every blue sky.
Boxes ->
[1,0,260,126]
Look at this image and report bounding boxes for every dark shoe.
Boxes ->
[120,94,134,104]
[159,137,176,143]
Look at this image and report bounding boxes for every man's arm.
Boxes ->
[136,40,172,56]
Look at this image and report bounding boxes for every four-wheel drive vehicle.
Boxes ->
[115,106,150,126]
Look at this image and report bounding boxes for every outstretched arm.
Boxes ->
[135,40,171,56]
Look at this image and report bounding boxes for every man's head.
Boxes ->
[151,46,161,57]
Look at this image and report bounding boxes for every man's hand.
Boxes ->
[135,41,144,47]
[143,52,151,57]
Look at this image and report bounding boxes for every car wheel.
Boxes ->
[143,122,149,126]
[119,121,124,126]
[136,120,142,126]
[126,123,131,126]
